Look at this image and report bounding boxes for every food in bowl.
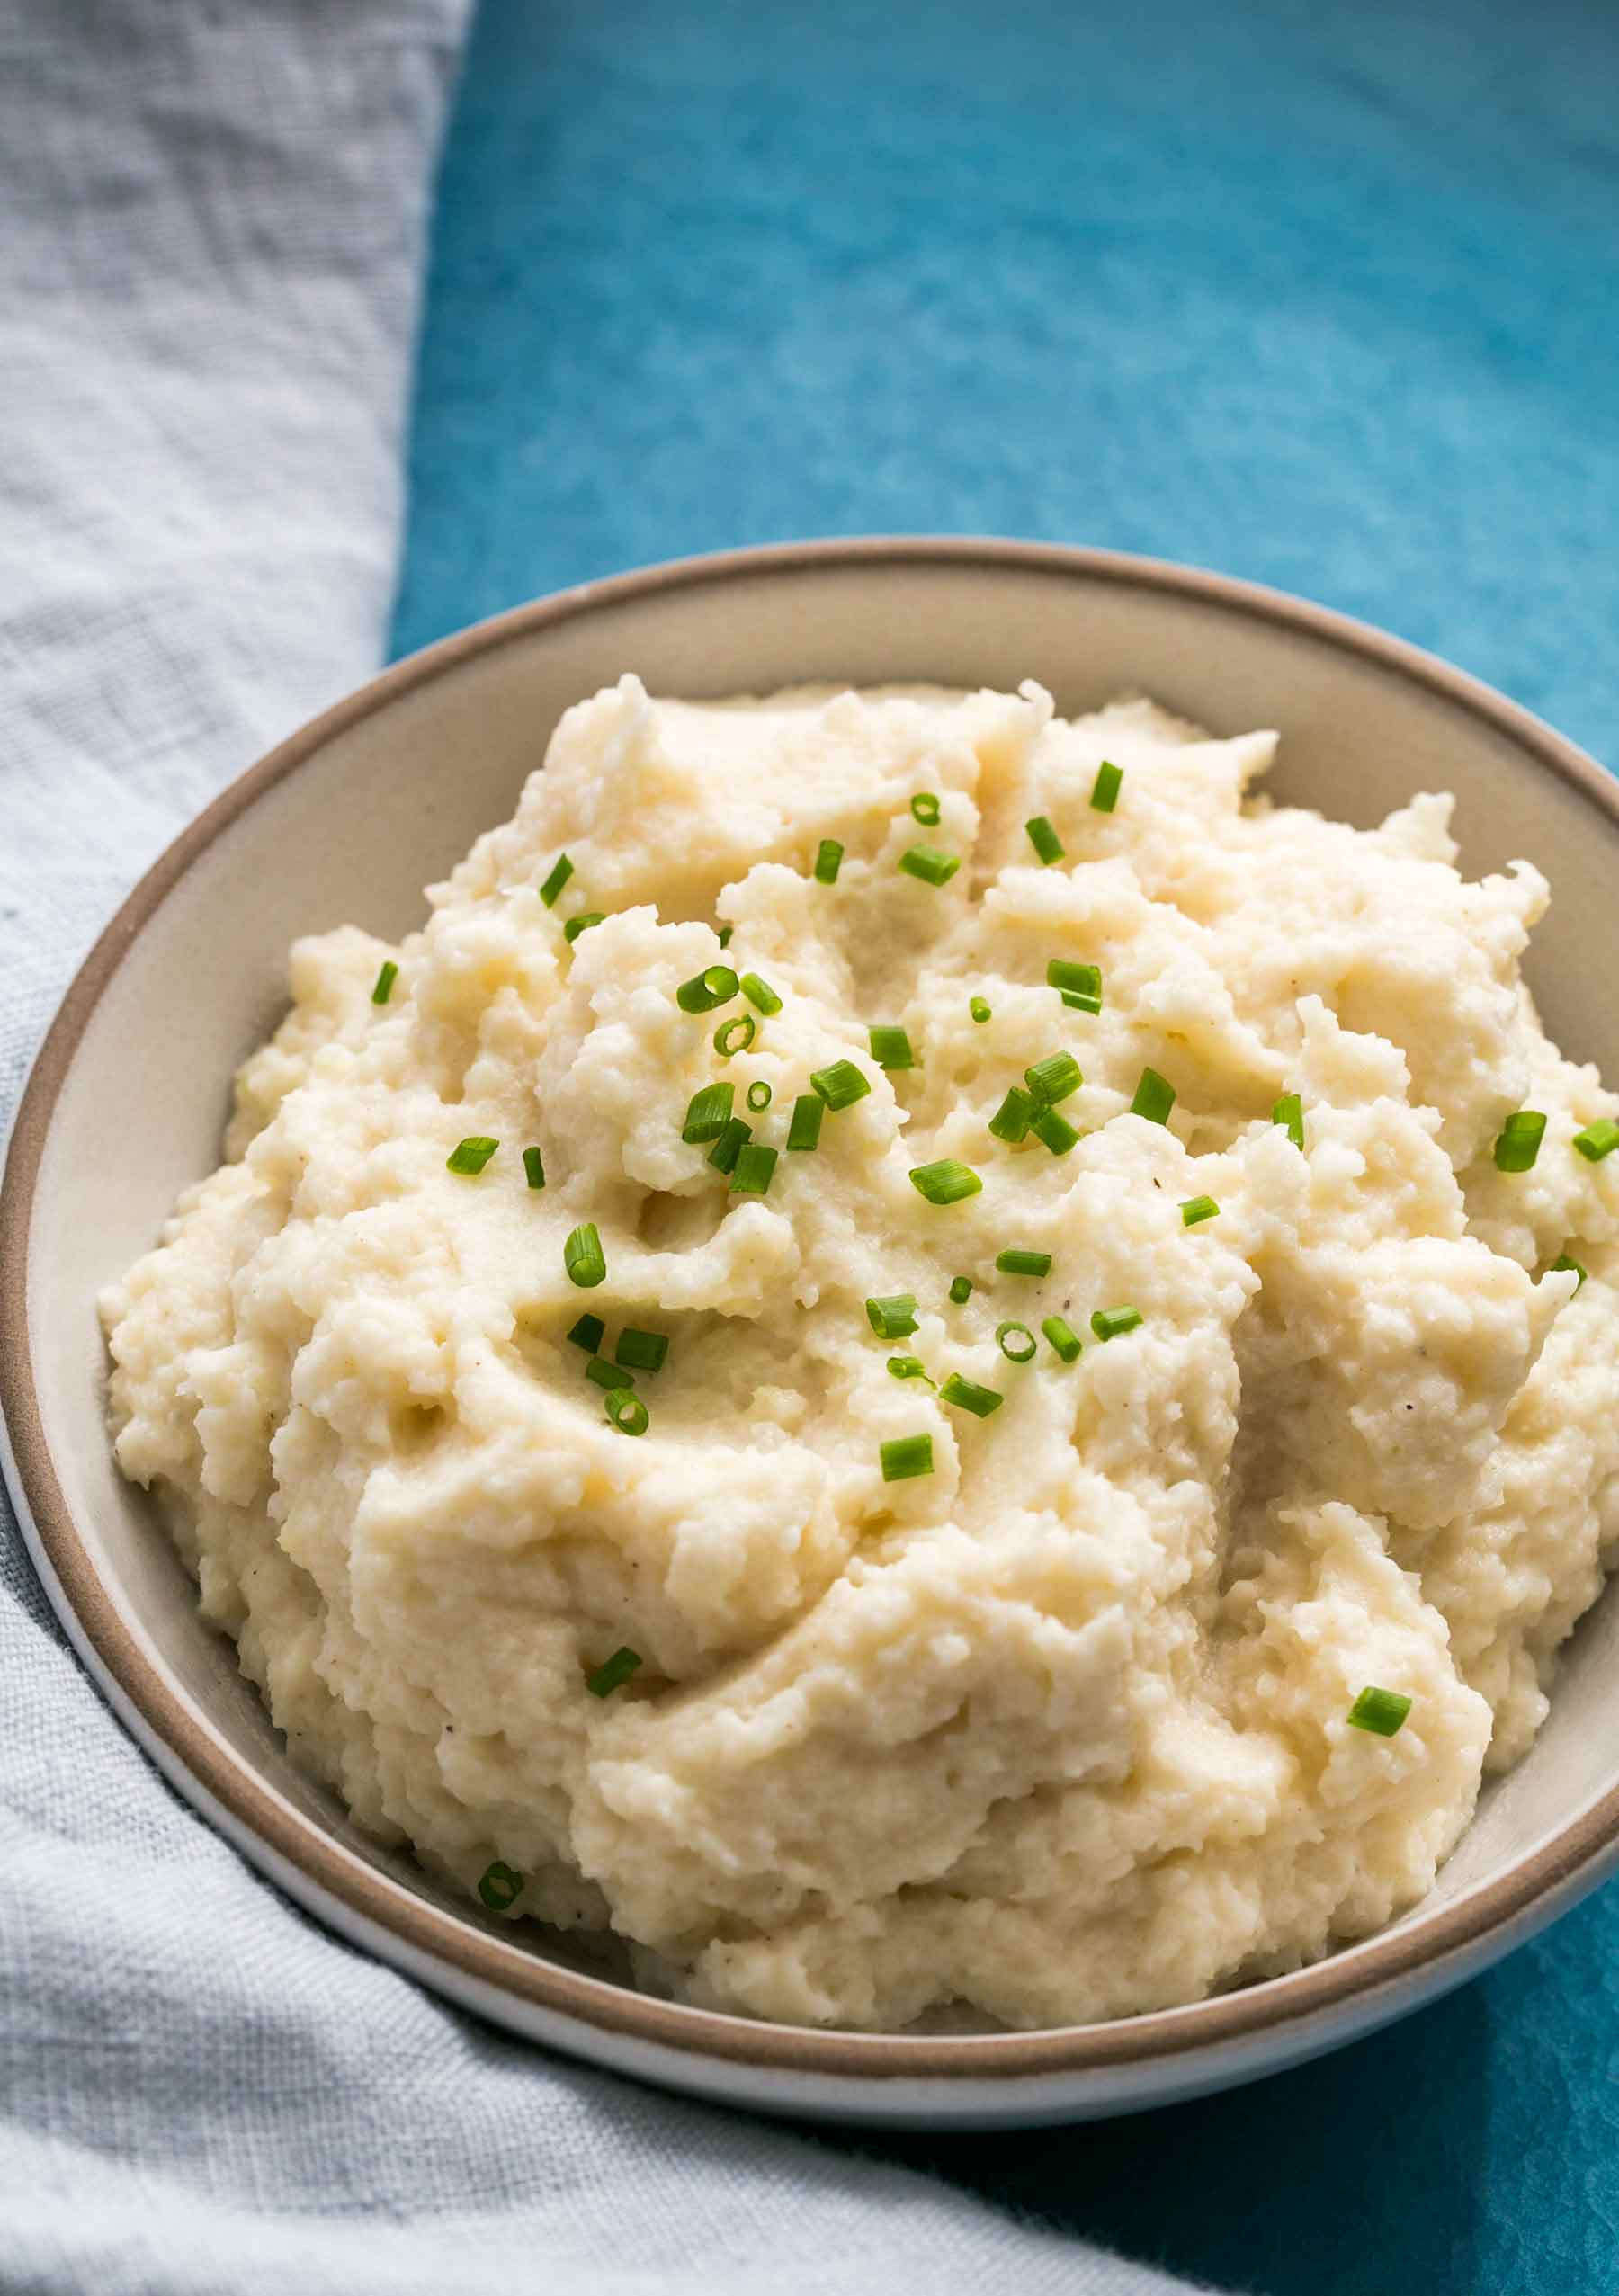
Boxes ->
[100,675,1619,2032]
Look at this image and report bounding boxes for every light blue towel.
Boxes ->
[0,5,1202,2289]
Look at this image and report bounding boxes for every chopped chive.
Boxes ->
[564,912,606,943]
[810,1059,872,1111]
[909,1158,983,1205]
[539,854,575,908]
[1046,960,1102,1010]
[1274,1092,1304,1148]
[1091,1305,1142,1342]
[970,996,992,1024]
[1061,988,1103,1014]
[1346,1684,1411,1738]
[814,838,845,884]
[446,1136,498,1175]
[478,1860,523,1912]
[729,1141,778,1195]
[940,1371,1004,1417]
[1494,1110,1546,1172]
[568,1313,605,1354]
[586,1645,643,1696]
[682,1081,734,1143]
[1550,1251,1588,1291]
[866,1293,919,1340]
[996,1248,1052,1278]
[614,1327,669,1374]
[586,1354,634,1391]
[996,1320,1037,1362]
[676,964,738,1014]
[1042,1315,1083,1363]
[522,1145,547,1191]
[1131,1068,1176,1125]
[563,1222,607,1288]
[1031,1105,1080,1156]
[988,1085,1036,1144]
[1025,1052,1081,1104]
[708,1117,752,1175]
[1025,815,1065,865]
[786,1093,825,1151]
[899,844,961,887]
[740,971,783,1016]
[717,925,734,950]
[604,1390,649,1438]
[880,1433,935,1483]
[870,1024,916,1070]
[948,1274,973,1305]
[371,960,398,1005]
[715,1014,756,1059]
[1090,759,1123,813]
[887,1355,935,1385]
[1573,1118,1619,1162]
[746,1079,774,1112]
[910,791,942,826]
[1180,1194,1220,1227]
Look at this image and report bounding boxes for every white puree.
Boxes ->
[103,678,1619,2031]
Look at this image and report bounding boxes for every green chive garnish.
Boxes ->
[730,1141,778,1195]
[740,971,783,1015]
[446,1136,498,1175]
[970,996,992,1024]
[1131,1068,1176,1125]
[1274,1093,1304,1148]
[910,791,942,826]
[909,1159,983,1205]
[586,1354,634,1391]
[539,854,574,908]
[1091,1305,1142,1341]
[948,1274,973,1305]
[786,1093,825,1151]
[1060,989,1100,1013]
[614,1327,669,1374]
[899,844,960,887]
[586,1645,643,1695]
[371,960,398,1005]
[1494,1111,1546,1172]
[715,1014,756,1059]
[1551,1251,1588,1290]
[604,1390,649,1438]
[708,1117,752,1174]
[1180,1194,1219,1226]
[870,1024,916,1070]
[866,1293,919,1340]
[522,1145,546,1191]
[478,1860,523,1912]
[887,1355,935,1384]
[717,925,734,950]
[1574,1119,1619,1162]
[682,1081,734,1143]
[810,1059,871,1111]
[568,1313,605,1354]
[1025,1052,1081,1104]
[564,1223,607,1288]
[746,1079,774,1112]
[880,1433,935,1482]
[1025,816,1064,865]
[997,1248,1052,1278]
[940,1372,1003,1417]
[1346,1684,1411,1738]
[1046,959,1102,1012]
[1031,1107,1080,1156]
[1090,760,1123,813]
[677,964,738,1014]
[1042,1315,1082,1363]
[814,838,844,884]
[996,1321,1036,1362]
[988,1085,1035,1144]
[564,912,606,943]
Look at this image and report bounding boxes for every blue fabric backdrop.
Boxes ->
[392,4,1619,2288]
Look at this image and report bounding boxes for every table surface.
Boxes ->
[394,4,1619,2288]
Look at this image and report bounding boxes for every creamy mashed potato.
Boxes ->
[102,678,1619,2031]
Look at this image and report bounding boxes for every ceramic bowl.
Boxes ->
[6,539,1619,2130]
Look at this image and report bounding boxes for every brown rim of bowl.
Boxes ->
[6,535,1619,2084]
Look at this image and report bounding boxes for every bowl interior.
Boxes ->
[16,544,1619,2023]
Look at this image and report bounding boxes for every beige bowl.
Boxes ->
[5,539,1619,2129]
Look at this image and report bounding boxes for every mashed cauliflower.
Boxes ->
[102,678,1619,2031]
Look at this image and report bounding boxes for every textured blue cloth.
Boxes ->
[392,2,1619,2291]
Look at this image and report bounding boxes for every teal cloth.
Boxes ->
[394,2,1619,2290]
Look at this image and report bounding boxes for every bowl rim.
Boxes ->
[7,532,1619,2084]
